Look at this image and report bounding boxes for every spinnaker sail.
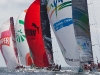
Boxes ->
[15,10,33,66]
[47,0,80,66]
[24,0,50,67]
[0,17,19,69]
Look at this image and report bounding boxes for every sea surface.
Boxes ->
[0,67,100,75]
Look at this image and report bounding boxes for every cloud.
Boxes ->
[0,0,34,26]
[0,0,6,5]
[0,0,34,67]
[12,0,33,3]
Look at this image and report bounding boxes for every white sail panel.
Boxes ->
[50,26,67,67]
[0,19,19,69]
[47,0,80,66]
[15,10,33,66]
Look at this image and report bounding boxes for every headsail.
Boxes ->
[15,10,33,66]
[24,0,50,67]
[0,17,19,69]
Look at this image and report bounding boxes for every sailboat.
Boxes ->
[0,17,20,69]
[24,0,52,68]
[24,0,62,71]
[15,9,34,68]
[72,0,93,72]
[47,0,93,72]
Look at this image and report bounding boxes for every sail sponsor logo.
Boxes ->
[16,20,26,43]
[47,0,72,18]
[77,41,90,50]
[16,29,26,43]
[25,23,40,40]
[0,37,10,46]
[25,29,36,36]
[0,29,11,46]
[53,18,73,31]
[32,23,40,34]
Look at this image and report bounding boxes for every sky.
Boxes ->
[88,0,100,64]
[0,0,100,67]
[0,0,34,67]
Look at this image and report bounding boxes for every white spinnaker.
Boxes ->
[15,10,32,66]
[0,19,19,69]
[47,0,80,66]
[50,26,67,67]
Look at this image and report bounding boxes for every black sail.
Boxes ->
[40,0,54,64]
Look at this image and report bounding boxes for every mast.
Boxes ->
[0,18,19,69]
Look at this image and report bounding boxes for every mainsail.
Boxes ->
[15,10,33,66]
[72,0,93,63]
[47,0,80,66]
[0,17,19,69]
[24,0,50,67]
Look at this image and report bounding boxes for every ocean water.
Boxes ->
[0,67,100,75]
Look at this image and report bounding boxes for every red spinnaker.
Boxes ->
[24,0,50,67]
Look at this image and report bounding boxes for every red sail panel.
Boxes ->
[24,0,50,67]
